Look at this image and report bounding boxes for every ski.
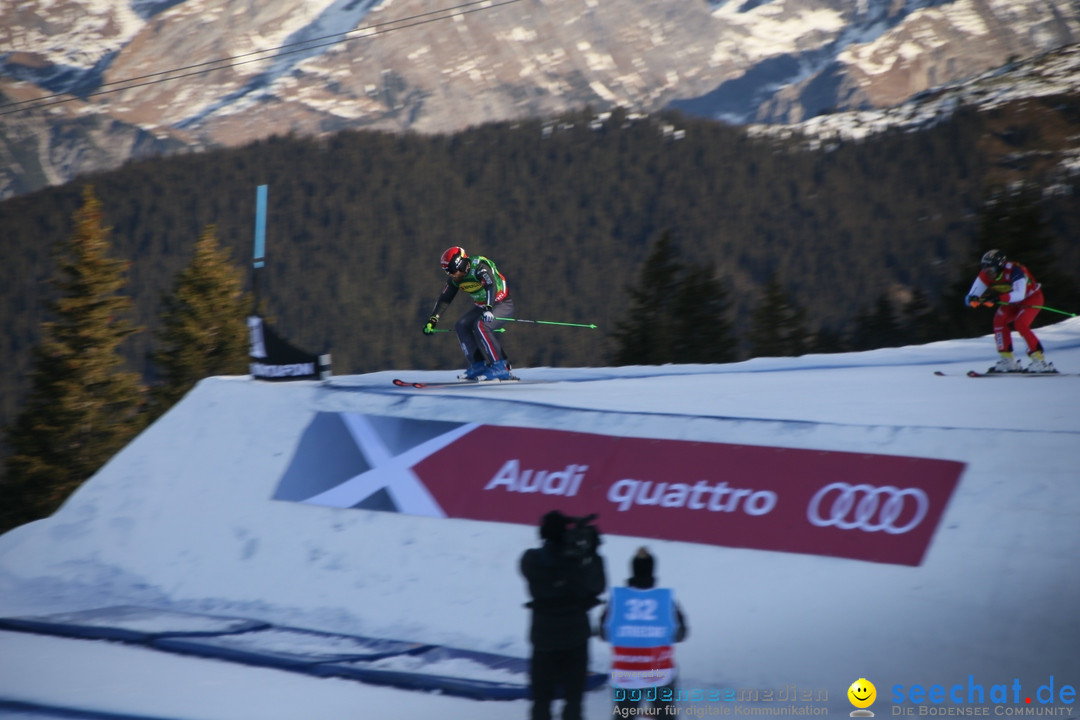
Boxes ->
[933,370,1072,378]
[392,377,520,389]
[964,370,1069,378]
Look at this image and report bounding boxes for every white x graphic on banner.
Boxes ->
[301,414,479,517]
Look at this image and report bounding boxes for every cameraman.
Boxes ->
[520,510,607,720]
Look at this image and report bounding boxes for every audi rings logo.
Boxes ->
[807,483,929,534]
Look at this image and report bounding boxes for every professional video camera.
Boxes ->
[562,513,601,563]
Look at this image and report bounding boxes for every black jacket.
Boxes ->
[520,541,607,651]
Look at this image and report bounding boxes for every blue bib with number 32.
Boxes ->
[605,587,677,648]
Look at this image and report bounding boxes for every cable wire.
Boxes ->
[0,0,523,117]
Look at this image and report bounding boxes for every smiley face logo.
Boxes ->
[848,678,877,709]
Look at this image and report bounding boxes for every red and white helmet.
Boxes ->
[440,246,468,274]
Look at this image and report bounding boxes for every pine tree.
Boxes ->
[976,185,1056,270]
[152,225,252,415]
[975,185,1079,316]
[609,232,685,366]
[748,273,808,358]
[851,294,900,350]
[1,186,145,532]
[899,289,944,345]
[671,261,737,363]
[609,232,737,365]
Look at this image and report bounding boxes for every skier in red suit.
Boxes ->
[965,249,1055,373]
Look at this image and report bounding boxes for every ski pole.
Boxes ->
[1030,305,1078,318]
[501,318,599,329]
[993,301,1077,318]
[432,327,505,333]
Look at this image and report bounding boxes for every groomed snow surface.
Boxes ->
[2,319,1079,720]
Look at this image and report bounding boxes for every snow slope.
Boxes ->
[1,320,1079,720]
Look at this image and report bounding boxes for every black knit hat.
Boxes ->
[629,547,655,589]
[540,510,567,545]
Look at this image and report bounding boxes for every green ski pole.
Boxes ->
[992,301,1077,318]
[1030,304,1078,318]
[501,318,598,329]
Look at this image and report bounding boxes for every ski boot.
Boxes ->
[1025,351,1057,374]
[987,353,1022,374]
[458,361,487,380]
[476,359,515,382]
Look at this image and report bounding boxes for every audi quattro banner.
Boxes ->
[275,413,965,566]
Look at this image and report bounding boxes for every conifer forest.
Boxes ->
[2,100,1079,528]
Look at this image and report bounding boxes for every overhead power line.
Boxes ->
[0,0,523,117]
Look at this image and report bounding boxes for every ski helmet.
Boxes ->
[441,246,468,274]
[981,249,1007,276]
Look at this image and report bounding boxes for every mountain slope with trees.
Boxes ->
[1,101,1078,434]
[1,192,253,532]
[1,187,147,529]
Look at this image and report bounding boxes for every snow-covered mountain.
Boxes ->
[746,42,1080,194]
[1,0,1077,199]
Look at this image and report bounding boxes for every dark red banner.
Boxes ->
[411,425,964,566]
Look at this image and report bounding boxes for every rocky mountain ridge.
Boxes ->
[1,0,1077,199]
[748,42,1080,193]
